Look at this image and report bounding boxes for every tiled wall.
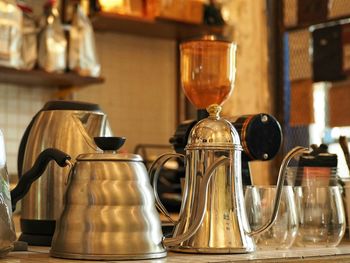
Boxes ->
[74,32,177,155]
[0,32,177,176]
[0,85,56,175]
[0,1,274,185]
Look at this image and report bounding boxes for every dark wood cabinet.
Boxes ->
[0,12,232,91]
[0,66,104,89]
[91,12,234,41]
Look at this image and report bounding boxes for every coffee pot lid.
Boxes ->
[186,105,242,150]
[76,137,143,162]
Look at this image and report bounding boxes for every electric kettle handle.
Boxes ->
[148,153,184,224]
[17,111,42,177]
[11,148,71,212]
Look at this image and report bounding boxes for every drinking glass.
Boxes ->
[245,186,298,249]
[285,167,339,187]
[294,186,346,247]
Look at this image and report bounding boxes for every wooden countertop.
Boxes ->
[8,215,350,262]
[4,244,350,263]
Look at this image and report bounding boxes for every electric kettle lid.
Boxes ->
[42,100,102,112]
[77,137,142,162]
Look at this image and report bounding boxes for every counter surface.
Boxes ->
[4,244,350,263]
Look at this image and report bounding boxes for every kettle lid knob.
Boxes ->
[94,137,126,152]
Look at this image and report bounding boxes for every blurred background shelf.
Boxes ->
[0,66,105,88]
[91,12,234,41]
[285,14,350,32]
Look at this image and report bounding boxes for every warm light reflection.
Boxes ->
[99,0,125,12]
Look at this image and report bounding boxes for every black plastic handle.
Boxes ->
[18,111,41,178]
[11,148,71,212]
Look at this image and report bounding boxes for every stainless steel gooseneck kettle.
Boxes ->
[149,105,306,253]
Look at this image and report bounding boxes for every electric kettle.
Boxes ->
[50,136,227,260]
[17,100,113,245]
[0,130,70,256]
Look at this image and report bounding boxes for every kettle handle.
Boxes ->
[17,111,42,177]
[11,148,71,212]
[148,153,184,224]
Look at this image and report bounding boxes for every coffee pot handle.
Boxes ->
[11,148,71,212]
[149,153,231,246]
[247,146,308,236]
[148,153,185,224]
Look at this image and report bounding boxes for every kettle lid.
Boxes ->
[77,137,143,162]
[42,100,102,112]
[77,152,143,162]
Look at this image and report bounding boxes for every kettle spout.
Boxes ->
[247,146,308,237]
[163,156,230,247]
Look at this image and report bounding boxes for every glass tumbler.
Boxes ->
[245,186,298,249]
[294,186,346,247]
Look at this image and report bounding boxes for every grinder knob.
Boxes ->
[231,113,282,161]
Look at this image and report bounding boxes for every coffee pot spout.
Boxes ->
[247,146,308,237]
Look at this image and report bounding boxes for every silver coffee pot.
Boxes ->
[149,105,306,253]
[50,136,227,260]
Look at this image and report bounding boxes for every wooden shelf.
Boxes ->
[91,12,234,41]
[0,66,104,88]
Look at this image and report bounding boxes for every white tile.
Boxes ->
[6,154,17,175]
[0,112,6,125]
[6,141,18,155]
[6,113,17,126]
[6,128,17,140]
[6,86,18,98]
[7,99,18,113]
